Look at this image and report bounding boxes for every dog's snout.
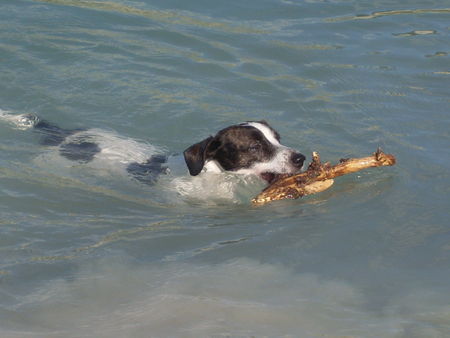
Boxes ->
[291,152,306,168]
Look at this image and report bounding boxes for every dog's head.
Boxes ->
[183,120,305,183]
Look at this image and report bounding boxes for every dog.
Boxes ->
[0,111,305,186]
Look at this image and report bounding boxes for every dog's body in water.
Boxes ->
[1,110,306,201]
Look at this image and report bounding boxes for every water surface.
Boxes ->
[1,0,450,336]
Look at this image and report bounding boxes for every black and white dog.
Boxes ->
[1,111,305,186]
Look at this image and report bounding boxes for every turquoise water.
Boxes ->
[1,0,450,336]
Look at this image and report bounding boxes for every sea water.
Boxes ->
[1,0,449,337]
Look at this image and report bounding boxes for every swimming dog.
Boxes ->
[0,111,305,185]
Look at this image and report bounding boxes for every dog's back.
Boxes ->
[0,110,168,184]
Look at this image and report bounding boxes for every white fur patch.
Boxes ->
[244,122,281,146]
[203,160,223,173]
[237,122,299,176]
[69,129,159,165]
[234,148,296,176]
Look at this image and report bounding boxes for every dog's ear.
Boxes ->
[183,136,214,176]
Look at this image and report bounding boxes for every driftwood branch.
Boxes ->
[252,148,396,205]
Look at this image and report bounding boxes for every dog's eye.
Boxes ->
[248,143,261,152]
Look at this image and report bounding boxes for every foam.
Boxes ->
[0,109,40,130]
[166,171,264,205]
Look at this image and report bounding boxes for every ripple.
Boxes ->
[271,40,343,51]
[0,165,166,209]
[393,30,437,37]
[36,0,265,34]
[426,51,448,57]
[76,220,178,252]
[326,8,450,22]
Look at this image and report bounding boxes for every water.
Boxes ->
[1,0,449,336]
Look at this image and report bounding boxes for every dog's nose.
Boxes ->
[291,152,306,168]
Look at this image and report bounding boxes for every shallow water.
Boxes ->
[1,0,450,337]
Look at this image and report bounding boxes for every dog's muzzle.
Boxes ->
[260,152,306,184]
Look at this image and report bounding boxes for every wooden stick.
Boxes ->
[252,148,396,205]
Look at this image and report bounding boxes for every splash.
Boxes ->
[0,109,40,130]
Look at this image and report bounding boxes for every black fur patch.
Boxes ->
[127,154,168,184]
[34,120,84,146]
[205,125,276,171]
[59,141,101,162]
